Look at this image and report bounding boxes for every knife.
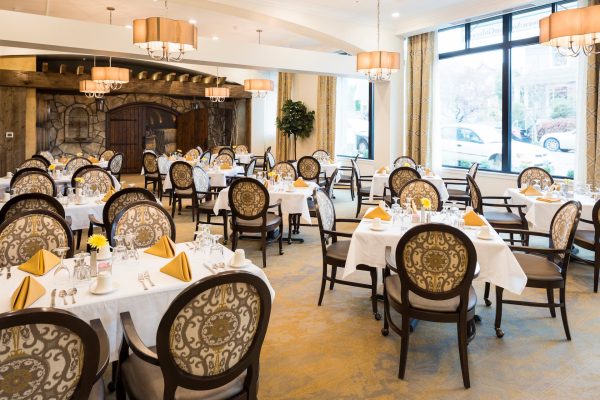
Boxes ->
[50,289,57,307]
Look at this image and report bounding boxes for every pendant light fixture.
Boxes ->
[92,8,130,90]
[356,0,400,82]
[244,30,274,98]
[539,4,600,57]
[133,0,198,62]
[206,68,230,103]
[80,56,110,98]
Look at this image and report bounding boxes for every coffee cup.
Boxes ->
[372,217,382,229]
[479,225,491,238]
[231,249,246,267]
[94,271,113,293]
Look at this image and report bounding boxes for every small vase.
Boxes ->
[90,250,98,277]
[97,245,111,260]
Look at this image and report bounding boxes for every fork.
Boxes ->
[143,271,155,287]
[6,265,11,279]
[137,273,148,290]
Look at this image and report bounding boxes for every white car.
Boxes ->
[441,124,551,169]
[539,130,575,152]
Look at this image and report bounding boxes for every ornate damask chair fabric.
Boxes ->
[399,179,441,211]
[169,162,193,190]
[297,156,321,181]
[110,201,175,247]
[143,152,159,175]
[235,145,248,154]
[11,170,57,197]
[389,167,421,198]
[66,157,92,172]
[100,149,115,161]
[551,202,580,251]
[0,210,72,267]
[517,167,554,188]
[229,180,268,219]
[0,193,64,223]
[108,153,124,176]
[74,167,114,193]
[104,188,156,228]
[272,162,297,179]
[19,158,48,170]
[393,156,417,168]
[218,147,236,159]
[192,166,211,200]
[312,150,330,163]
[185,148,200,159]
[213,153,234,166]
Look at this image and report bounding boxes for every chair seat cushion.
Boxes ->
[359,186,371,195]
[234,213,281,228]
[121,351,245,400]
[574,229,595,249]
[326,240,350,262]
[516,253,563,282]
[174,188,194,196]
[484,211,523,225]
[447,188,467,197]
[385,275,477,312]
[198,199,217,211]
[145,173,159,178]
[89,378,105,400]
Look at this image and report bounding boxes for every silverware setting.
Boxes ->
[137,273,148,290]
[6,265,11,279]
[50,288,57,307]
[203,262,226,274]
[143,271,155,287]
[68,288,77,304]
[58,289,68,306]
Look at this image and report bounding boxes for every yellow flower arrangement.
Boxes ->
[48,164,56,171]
[87,234,109,249]
[74,177,85,184]
[421,198,431,209]
[77,152,83,157]
[403,162,411,167]
[267,171,276,177]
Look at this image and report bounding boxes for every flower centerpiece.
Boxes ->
[420,198,432,223]
[87,234,111,276]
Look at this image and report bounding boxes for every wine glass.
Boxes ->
[52,246,71,289]
[112,235,128,264]
[532,179,541,191]
[73,252,91,285]
[125,233,139,260]
[210,234,224,262]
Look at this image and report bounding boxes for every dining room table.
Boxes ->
[0,242,275,361]
[291,160,341,182]
[0,171,120,194]
[368,172,450,202]
[162,163,245,191]
[235,153,254,165]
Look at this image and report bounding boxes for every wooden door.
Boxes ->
[177,108,208,151]
[106,105,144,174]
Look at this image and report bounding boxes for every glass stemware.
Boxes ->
[52,246,71,289]
[73,252,91,284]
[112,235,128,263]
[125,233,139,260]
[210,234,224,262]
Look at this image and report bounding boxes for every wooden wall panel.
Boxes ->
[177,109,209,152]
[0,87,27,176]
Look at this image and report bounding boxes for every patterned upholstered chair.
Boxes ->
[235,144,248,154]
[398,179,443,211]
[384,167,421,204]
[169,161,196,221]
[99,149,116,161]
[199,149,212,165]
[31,154,51,167]
[0,210,73,268]
[243,158,257,177]
[494,201,581,340]
[117,272,272,400]
[193,166,228,243]
[88,188,156,239]
[271,161,297,180]
[381,224,478,388]
[314,189,379,319]
[312,149,330,163]
[107,152,124,181]
[336,155,357,201]
[443,162,479,207]
[143,151,164,200]
[213,153,234,166]
[517,166,554,188]
[393,156,417,168]
[18,157,49,170]
[0,308,110,400]
[0,193,64,223]
[184,148,200,159]
[38,150,55,164]
[352,158,378,217]
[10,168,57,197]
[253,146,271,171]
[65,156,92,172]
[297,156,325,186]
[229,178,284,268]
[72,166,115,194]
[218,147,236,160]
[109,200,176,247]
[572,199,600,292]
[264,149,276,171]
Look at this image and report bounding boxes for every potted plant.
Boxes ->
[276,99,315,161]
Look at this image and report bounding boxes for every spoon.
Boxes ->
[59,290,68,306]
[68,288,77,304]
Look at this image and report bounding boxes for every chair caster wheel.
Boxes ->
[495,328,504,338]
[107,382,116,392]
[381,328,389,336]
[374,312,382,321]
[485,299,492,307]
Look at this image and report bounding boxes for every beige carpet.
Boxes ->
[107,174,600,399]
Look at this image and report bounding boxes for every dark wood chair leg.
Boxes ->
[329,266,337,290]
[381,290,390,336]
[559,287,571,340]
[370,269,380,320]
[484,282,492,306]
[547,288,556,318]
[495,286,505,338]
[76,230,82,249]
[318,263,327,306]
[278,221,284,255]
[594,255,599,293]
[222,211,228,244]
[261,230,267,268]
[288,215,293,244]
[171,194,176,217]
[457,318,471,389]
[398,315,410,379]
[356,194,362,217]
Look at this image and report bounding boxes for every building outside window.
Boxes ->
[335,78,374,159]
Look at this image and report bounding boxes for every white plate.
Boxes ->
[89,280,119,295]
[230,259,252,268]
[369,225,388,231]
[476,233,493,240]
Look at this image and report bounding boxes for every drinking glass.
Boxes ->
[125,233,139,260]
[52,246,71,289]
[210,234,224,262]
[533,179,541,191]
[112,235,128,264]
[73,252,91,284]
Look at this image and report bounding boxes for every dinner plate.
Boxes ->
[476,233,493,240]
[89,281,119,295]
[369,225,388,231]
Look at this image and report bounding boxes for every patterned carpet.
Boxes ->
[109,175,600,399]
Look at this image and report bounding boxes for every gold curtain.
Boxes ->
[276,72,293,161]
[406,32,435,165]
[587,0,600,186]
[316,76,337,155]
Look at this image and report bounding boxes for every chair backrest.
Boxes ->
[466,175,483,214]
[271,161,297,179]
[66,156,92,172]
[399,179,442,211]
[39,151,55,164]
[393,156,417,168]
[192,166,211,200]
[213,153,234,166]
[0,210,73,267]
[108,152,124,175]
[185,148,200,159]
[110,200,176,247]
[228,178,270,221]
[265,150,276,170]
[31,154,51,167]
[549,201,581,266]
[200,150,212,164]
[155,272,271,397]
[389,167,421,198]
[218,147,235,159]
[10,169,57,197]
[0,308,102,399]
[0,193,65,223]
[245,158,257,177]
[169,161,194,191]
[99,149,115,161]
[72,166,114,193]
[517,167,554,188]
[143,152,159,175]
[312,149,330,163]
[351,158,362,191]
[314,189,338,255]
[297,156,321,181]
[235,144,248,154]
[19,158,49,170]
[467,162,479,179]
[103,188,156,229]
[395,223,477,304]
[158,155,170,175]
[324,168,338,199]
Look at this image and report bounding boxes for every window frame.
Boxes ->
[335,80,375,160]
[437,0,576,177]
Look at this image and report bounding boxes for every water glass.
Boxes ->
[112,235,128,264]
[52,246,71,289]
[73,252,91,284]
[210,234,224,262]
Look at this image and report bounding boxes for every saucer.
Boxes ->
[89,280,119,295]
[476,233,493,240]
[369,224,387,231]
[286,188,295,193]
[230,259,252,268]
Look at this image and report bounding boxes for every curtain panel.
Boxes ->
[587,0,600,186]
[316,76,337,156]
[276,72,293,161]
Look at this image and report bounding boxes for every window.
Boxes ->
[335,78,374,159]
[436,1,578,178]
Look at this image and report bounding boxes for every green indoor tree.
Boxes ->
[276,99,315,161]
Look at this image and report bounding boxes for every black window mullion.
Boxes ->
[465,22,471,49]
[369,82,374,160]
[501,14,511,173]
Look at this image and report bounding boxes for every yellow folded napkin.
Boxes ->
[294,178,309,188]
[18,249,60,276]
[364,206,392,221]
[11,276,46,310]
[424,168,434,177]
[144,236,177,258]
[536,197,561,203]
[376,166,389,174]
[168,156,176,161]
[88,156,99,163]
[220,163,232,170]
[101,187,116,202]
[520,186,542,196]
[185,155,193,161]
[160,252,192,282]
[464,210,485,226]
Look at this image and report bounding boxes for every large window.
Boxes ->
[335,78,374,159]
[437,1,578,177]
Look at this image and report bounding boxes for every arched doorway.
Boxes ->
[106,103,178,173]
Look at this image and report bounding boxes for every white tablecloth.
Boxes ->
[162,165,244,191]
[0,243,274,361]
[344,214,527,295]
[505,188,595,231]
[213,181,319,224]
[235,154,253,164]
[369,173,450,202]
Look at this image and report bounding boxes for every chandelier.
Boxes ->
[133,1,197,62]
[91,57,130,90]
[206,68,230,103]
[539,4,600,56]
[356,0,400,81]
[79,80,109,98]
[244,79,274,98]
